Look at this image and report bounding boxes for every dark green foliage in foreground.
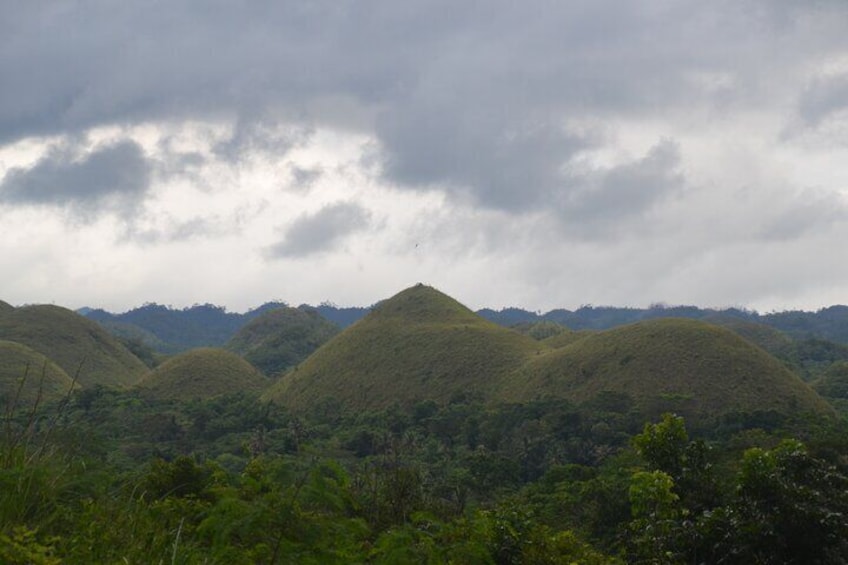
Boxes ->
[4,382,848,563]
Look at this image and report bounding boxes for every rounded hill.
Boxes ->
[0,340,77,407]
[0,300,14,315]
[263,284,546,411]
[504,318,832,423]
[227,306,339,376]
[0,305,148,389]
[137,348,270,401]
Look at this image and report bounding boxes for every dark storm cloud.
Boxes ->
[2,1,846,219]
[266,202,371,258]
[0,139,152,217]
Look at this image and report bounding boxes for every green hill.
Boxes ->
[137,348,270,401]
[0,300,13,315]
[704,315,794,355]
[227,306,340,376]
[504,318,833,423]
[511,320,570,341]
[0,305,148,389]
[263,284,546,411]
[542,329,595,349]
[0,340,77,407]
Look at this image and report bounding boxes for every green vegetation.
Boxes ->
[511,320,569,341]
[0,305,148,389]
[264,285,545,411]
[505,318,833,425]
[227,306,339,376]
[0,341,77,407]
[5,285,848,562]
[0,300,14,315]
[137,348,270,401]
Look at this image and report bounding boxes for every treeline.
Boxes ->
[4,387,848,563]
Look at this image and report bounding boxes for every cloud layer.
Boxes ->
[1,1,847,311]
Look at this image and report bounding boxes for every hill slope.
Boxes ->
[0,340,77,407]
[137,348,270,401]
[0,300,14,315]
[0,305,148,389]
[227,306,340,376]
[504,318,832,423]
[264,284,546,411]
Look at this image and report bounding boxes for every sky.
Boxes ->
[2,1,848,314]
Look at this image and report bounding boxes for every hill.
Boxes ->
[0,305,148,389]
[137,348,270,401]
[0,300,14,315]
[227,306,340,376]
[263,284,545,411]
[0,340,77,407]
[503,318,833,424]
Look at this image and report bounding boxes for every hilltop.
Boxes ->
[504,318,832,424]
[261,286,833,427]
[0,305,148,389]
[263,284,544,410]
[227,305,340,376]
[137,347,270,401]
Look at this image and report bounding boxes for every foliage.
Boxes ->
[227,305,339,376]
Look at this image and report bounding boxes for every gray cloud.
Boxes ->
[798,72,848,129]
[3,2,846,204]
[266,201,371,258]
[758,190,848,241]
[213,117,311,162]
[559,140,683,236]
[0,139,152,218]
[289,165,323,191]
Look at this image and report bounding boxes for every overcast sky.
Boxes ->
[2,1,848,314]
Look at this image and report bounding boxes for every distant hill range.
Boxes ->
[263,285,833,426]
[0,286,845,428]
[78,299,848,354]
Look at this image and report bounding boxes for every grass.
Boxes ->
[227,306,340,376]
[266,289,834,426]
[263,285,546,411]
[137,347,270,401]
[503,318,833,423]
[0,305,148,389]
[0,341,78,407]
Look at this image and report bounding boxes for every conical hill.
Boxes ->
[0,305,148,389]
[0,340,77,407]
[227,306,339,376]
[137,348,270,401]
[263,284,546,411]
[504,318,832,423]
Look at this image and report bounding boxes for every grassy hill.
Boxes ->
[704,315,794,355]
[263,284,546,411]
[0,305,148,389]
[503,318,833,424]
[137,348,270,401]
[0,340,77,407]
[227,306,340,376]
[0,300,13,315]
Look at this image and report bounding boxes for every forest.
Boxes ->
[3,285,848,563]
